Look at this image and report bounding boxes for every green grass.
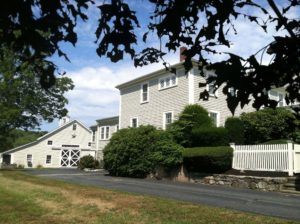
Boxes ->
[183,146,233,158]
[0,170,298,224]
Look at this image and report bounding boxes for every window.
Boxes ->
[163,112,173,129]
[268,90,286,107]
[88,142,91,146]
[209,111,219,127]
[46,155,51,164]
[159,75,177,90]
[100,127,105,140]
[72,124,77,131]
[278,93,284,107]
[47,140,53,145]
[100,126,110,140]
[228,87,236,97]
[207,82,218,96]
[141,83,149,103]
[27,154,32,167]
[27,154,32,162]
[92,131,96,142]
[106,126,110,139]
[131,118,138,128]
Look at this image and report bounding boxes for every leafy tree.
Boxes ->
[240,108,297,144]
[103,125,183,177]
[167,104,213,147]
[0,0,299,113]
[0,47,74,151]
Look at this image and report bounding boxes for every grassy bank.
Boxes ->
[0,171,297,224]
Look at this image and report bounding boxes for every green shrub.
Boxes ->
[183,146,233,173]
[225,117,245,144]
[262,139,290,144]
[104,125,183,178]
[167,104,213,147]
[190,127,229,147]
[78,155,99,169]
[150,140,183,170]
[240,108,296,144]
[17,164,25,169]
[36,164,43,169]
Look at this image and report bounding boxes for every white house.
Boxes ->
[116,52,257,129]
[90,116,119,160]
[0,118,95,168]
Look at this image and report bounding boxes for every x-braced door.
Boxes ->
[61,149,80,167]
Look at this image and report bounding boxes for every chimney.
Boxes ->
[180,47,187,62]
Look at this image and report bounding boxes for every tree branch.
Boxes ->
[267,0,297,38]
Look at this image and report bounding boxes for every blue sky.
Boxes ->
[40,0,299,131]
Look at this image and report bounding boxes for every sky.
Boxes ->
[40,0,299,131]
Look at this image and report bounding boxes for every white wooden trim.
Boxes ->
[99,126,110,140]
[158,74,178,90]
[163,111,174,130]
[130,117,139,128]
[208,110,220,127]
[119,93,122,129]
[188,70,194,104]
[140,82,149,104]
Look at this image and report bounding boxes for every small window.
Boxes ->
[88,142,91,146]
[159,75,177,90]
[100,127,105,140]
[141,83,149,103]
[131,118,138,128]
[207,82,217,96]
[47,140,53,145]
[209,111,219,127]
[92,131,96,142]
[27,154,33,167]
[27,154,32,162]
[46,155,51,164]
[228,87,236,97]
[105,127,110,139]
[163,112,173,129]
[72,124,77,131]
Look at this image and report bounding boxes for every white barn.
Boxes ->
[0,119,95,168]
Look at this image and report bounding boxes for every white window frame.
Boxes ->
[268,90,286,107]
[209,110,220,127]
[45,155,52,165]
[130,117,138,128]
[206,82,218,97]
[100,126,110,140]
[92,131,96,142]
[158,74,178,90]
[163,111,174,130]
[140,82,149,103]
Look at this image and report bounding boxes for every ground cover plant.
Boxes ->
[0,171,297,224]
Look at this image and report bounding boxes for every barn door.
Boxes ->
[61,149,80,167]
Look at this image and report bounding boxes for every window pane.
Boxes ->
[208,83,215,95]
[171,76,176,85]
[72,124,77,130]
[47,140,52,145]
[132,118,137,128]
[101,127,105,139]
[106,127,110,139]
[143,92,148,101]
[209,112,218,126]
[92,131,95,142]
[166,77,170,87]
[165,113,172,125]
[27,154,32,162]
[46,155,51,164]
[160,80,164,88]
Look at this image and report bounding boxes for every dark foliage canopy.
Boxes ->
[0,0,299,113]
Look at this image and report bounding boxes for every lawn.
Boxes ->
[0,170,298,224]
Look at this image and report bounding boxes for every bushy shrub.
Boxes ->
[191,127,229,147]
[225,117,245,144]
[183,146,233,173]
[104,125,183,177]
[167,104,213,147]
[240,108,296,144]
[150,140,183,170]
[78,155,99,169]
[262,139,290,144]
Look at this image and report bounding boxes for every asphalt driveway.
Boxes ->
[26,168,300,221]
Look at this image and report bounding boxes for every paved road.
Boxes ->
[26,169,300,221]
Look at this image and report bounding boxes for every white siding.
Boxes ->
[9,121,92,168]
[120,69,189,129]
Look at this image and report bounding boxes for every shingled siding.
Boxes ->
[193,68,255,126]
[120,69,189,129]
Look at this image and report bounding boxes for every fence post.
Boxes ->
[230,143,236,169]
[287,141,294,176]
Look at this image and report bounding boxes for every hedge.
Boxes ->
[183,146,233,173]
[262,139,290,144]
[190,127,229,147]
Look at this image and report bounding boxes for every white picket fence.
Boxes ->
[231,142,300,176]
